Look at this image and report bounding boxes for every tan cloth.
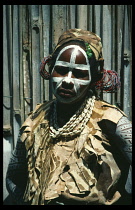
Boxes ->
[20,99,125,205]
[52,29,104,62]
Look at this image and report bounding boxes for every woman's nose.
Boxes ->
[62,80,74,89]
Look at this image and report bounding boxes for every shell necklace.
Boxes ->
[49,95,95,139]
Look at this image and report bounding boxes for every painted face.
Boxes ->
[51,45,91,104]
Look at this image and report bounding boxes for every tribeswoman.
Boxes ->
[6,29,132,205]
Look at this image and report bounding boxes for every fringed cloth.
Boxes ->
[20,99,126,205]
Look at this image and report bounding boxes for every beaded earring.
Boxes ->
[85,42,93,59]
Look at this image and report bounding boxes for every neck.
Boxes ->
[56,95,87,128]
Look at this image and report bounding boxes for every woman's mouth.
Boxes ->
[57,87,76,98]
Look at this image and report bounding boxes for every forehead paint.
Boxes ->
[53,45,91,77]
[51,45,91,103]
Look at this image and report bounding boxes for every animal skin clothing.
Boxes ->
[6,99,132,205]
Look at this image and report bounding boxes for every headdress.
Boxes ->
[39,29,120,92]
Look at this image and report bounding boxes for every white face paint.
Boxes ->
[51,45,91,103]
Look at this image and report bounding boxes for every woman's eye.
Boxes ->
[73,69,89,78]
[54,66,69,75]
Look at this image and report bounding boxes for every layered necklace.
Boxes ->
[49,95,95,139]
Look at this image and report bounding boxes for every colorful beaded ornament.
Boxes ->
[85,42,93,59]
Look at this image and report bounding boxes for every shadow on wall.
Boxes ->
[3,136,12,205]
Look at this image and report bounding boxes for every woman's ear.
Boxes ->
[99,58,104,72]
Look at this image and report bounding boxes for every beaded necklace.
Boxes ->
[49,95,95,139]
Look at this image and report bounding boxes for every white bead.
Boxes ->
[49,96,95,139]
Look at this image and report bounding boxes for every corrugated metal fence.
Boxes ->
[3,5,132,201]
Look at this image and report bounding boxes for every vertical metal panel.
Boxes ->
[94,5,102,36]
[19,5,24,124]
[128,6,132,121]
[31,5,41,109]
[77,5,88,30]
[102,5,112,103]
[12,5,21,147]
[111,5,117,105]
[52,5,67,48]
[3,5,11,129]
[42,5,50,57]
[87,5,93,31]
[123,6,132,119]
[116,5,125,108]
[12,5,20,110]
[22,5,32,119]
[67,5,76,29]
[42,5,51,101]
[39,5,44,103]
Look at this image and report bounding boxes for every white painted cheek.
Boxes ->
[52,77,63,94]
[73,80,80,94]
